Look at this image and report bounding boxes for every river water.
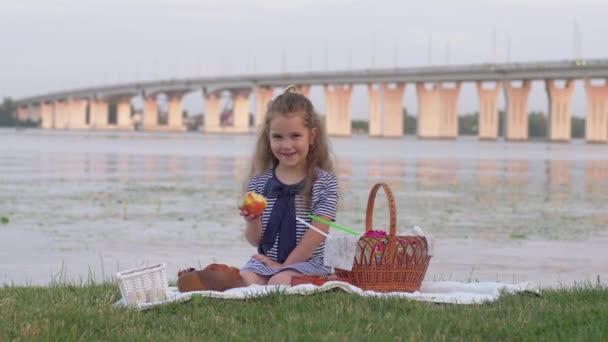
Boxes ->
[1,128,607,287]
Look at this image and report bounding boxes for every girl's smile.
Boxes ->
[268,113,317,175]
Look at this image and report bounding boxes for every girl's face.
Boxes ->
[268,113,317,172]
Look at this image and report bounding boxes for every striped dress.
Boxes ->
[241,168,339,276]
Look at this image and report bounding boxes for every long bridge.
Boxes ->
[13,59,608,143]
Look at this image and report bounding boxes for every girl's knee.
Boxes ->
[240,270,268,286]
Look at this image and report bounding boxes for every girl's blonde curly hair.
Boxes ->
[246,85,334,206]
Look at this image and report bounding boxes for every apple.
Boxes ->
[242,191,267,217]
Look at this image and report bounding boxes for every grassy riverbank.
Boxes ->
[1,283,606,341]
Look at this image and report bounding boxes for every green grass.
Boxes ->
[1,283,607,341]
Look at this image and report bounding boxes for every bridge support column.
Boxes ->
[439,82,461,138]
[504,80,531,141]
[143,96,158,129]
[68,99,88,129]
[476,81,501,140]
[232,89,251,133]
[417,82,460,139]
[546,79,575,142]
[40,102,54,129]
[584,79,608,143]
[324,84,353,136]
[416,83,440,138]
[17,106,29,122]
[116,97,133,129]
[90,99,109,129]
[167,93,186,131]
[368,83,406,137]
[204,91,222,133]
[368,85,381,136]
[53,100,70,129]
[255,86,274,128]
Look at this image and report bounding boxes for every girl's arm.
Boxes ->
[243,217,263,247]
[282,215,330,266]
[240,204,263,247]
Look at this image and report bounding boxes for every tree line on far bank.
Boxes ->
[0,98,37,127]
[1,97,587,138]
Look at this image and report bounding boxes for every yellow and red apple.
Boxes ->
[242,191,267,217]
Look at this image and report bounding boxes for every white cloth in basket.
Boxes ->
[323,235,359,271]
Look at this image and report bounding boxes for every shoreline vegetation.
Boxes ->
[1,280,606,340]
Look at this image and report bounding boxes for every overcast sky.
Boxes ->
[1,0,607,118]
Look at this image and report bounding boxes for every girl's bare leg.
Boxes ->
[240,270,269,286]
[267,270,302,286]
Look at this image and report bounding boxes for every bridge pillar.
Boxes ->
[204,91,222,133]
[232,89,251,133]
[367,83,406,137]
[417,82,461,139]
[476,81,502,140]
[17,106,29,122]
[55,99,72,129]
[68,98,88,129]
[546,79,575,142]
[255,86,274,128]
[143,96,158,129]
[416,83,440,138]
[439,82,461,138]
[324,84,353,136]
[53,100,68,129]
[584,79,608,143]
[166,92,186,131]
[110,97,131,129]
[368,85,381,136]
[504,80,531,141]
[90,99,109,128]
[40,101,54,129]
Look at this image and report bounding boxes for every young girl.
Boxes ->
[239,85,339,286]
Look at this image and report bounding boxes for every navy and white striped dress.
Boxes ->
[241,168,339,276]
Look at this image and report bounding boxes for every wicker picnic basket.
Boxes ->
[334,183,431,292]
[116,263,168,305]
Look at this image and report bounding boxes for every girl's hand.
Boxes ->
[252,254,282,269]
[239,206,261,222]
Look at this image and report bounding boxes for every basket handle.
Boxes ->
[365,183,397,237]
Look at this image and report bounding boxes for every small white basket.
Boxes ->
[116,263,168,306]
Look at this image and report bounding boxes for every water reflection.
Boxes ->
[4,148,606,223]
[15,152,608,203]
[478,160,500,186]
[367,160,406,191]
[505,159,530,186]
[546,160,572,204]
[167,155,183,178]
[585,160,608,201]
[415,159,459,188]
[202,156,223,182]
[233,157,250,185]
[336,159,353,180]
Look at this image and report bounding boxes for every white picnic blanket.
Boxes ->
[114,280,539,311]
